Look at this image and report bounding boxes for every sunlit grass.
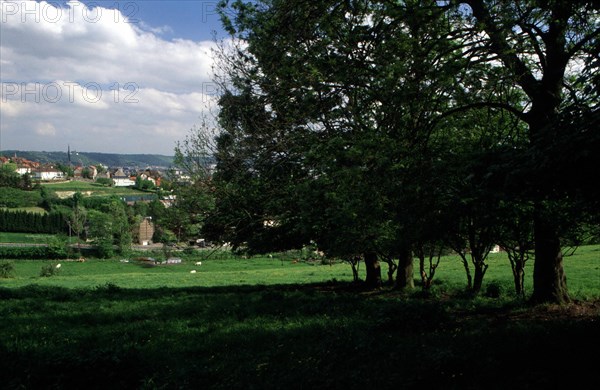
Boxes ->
[0,232,57,244]
[0,206,47,214]
[41,180,149,196]
[0,245,598,299]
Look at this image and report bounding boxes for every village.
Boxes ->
[0,154,173,188]
[0,151,211,251]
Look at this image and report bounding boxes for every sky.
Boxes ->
[0,0,229,155]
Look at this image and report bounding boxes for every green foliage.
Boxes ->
[0,262,15,278]
[206,0,599,302]
[47,236,68,259]
[0,187,42,208]
[95,177,113,187]
[39,263,61,277]
[95,238,115,259]
[0,164,32,189]
[56,163,74,177]
[0,246,49,259]
[0,209,68,234]
[134,176,156,191]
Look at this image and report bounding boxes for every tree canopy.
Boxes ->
[195,0,600,301]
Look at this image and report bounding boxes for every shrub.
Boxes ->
[40,263,61,277]
[0,262,15,278]
[47,236,68,258]
[95,239,115,259]
[95,177,113,187]
[484,281,503,298]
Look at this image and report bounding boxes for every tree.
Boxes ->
[439,1,599,303]
[157,124,217,246]
[211,0,598,300]
[81,167,92,179]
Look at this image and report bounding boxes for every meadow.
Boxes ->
[41,180,152,197]
[0,246,598,389]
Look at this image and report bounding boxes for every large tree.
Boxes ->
[210,0,598,300]
[440,0,599,303]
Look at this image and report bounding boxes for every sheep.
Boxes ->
[55,263,61,269]
[190,270,197,274]
[195,261,202,266]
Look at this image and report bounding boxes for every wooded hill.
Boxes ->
[1,150,174,168]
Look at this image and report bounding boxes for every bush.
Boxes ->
[0,262,15,278]
[95,239,115,259]
[47,236,68,258]
[484,281,503,298]
[40,263,61,277]
[95,177,113,187]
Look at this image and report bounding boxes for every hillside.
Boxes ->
[1,150,174,168]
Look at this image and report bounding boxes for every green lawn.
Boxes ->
[0,256,353,289]
[0,232,56,244]
[0,245,598,298]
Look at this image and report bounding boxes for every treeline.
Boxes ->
[0,210,68,234]
[1,150,174,167]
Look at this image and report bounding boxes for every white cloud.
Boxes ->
[0,0,220,155]
[35,122,56,136]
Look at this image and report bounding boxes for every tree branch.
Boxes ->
[432,101,527,129]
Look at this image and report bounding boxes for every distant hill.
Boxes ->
[1,150,174,168]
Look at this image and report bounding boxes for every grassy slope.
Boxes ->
[0,248,598,389]
[41,181,150,197]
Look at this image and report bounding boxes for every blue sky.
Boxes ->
[78,1,225,41]
[0,0,230,155]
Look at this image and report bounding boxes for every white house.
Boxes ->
[16,166,31,175]
[112,168,135,187]
[33,167,65,181]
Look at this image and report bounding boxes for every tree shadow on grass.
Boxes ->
[0,283,598,389]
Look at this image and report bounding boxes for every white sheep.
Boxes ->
[55,264,61,269]
[190,270,197,274]
[195,261,202,266]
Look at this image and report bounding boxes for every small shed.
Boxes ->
[138,217,155,245]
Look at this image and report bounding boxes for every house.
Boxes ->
[112,168,135,187]
[16,166,32,175]
[32,165,65,181]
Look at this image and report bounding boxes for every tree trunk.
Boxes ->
[531,207,570,304]
[459,254,472,290]
[387,261,397,285]
[419,253,431,289]
[395,245,414,290]
[513,265,525,298]
[472,262,488,294]
[364,252,382,289]
[507,250,526,298]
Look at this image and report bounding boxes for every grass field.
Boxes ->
[0,246,598,297]
[0,246,598,389]
[41,180,152,197]
[0,232,57,244]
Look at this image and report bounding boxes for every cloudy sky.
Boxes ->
[1,0,226,155]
